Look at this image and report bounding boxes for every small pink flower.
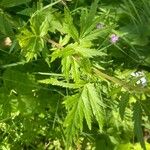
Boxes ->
[110,34,119,44]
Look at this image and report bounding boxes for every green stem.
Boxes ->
[93,67,150,94]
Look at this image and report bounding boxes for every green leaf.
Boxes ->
[119,92,129,120]
[64,83,104,146]
[3,69,37,94]
[17,7,60,61]
[17,8,36,16]
[59,35,70,46]
[0,10,16,35]
[71,57,80,82]
[133,101,146,150]
[39,16,51,37]
[81,85,93,130]
[85,83,104,130]
[62,9,79,42]
[75,47,106,58]
[17,28,45,61]
[80,0,99,37]
[80,58,92,73]
[0,0,31,8]
[63,94,79,110]
[61,56,72,81]
[38,78,83,89]
[30,8,52,35]
[64,94,84,146]
[30,7,62,35]
[81,27,109,42]
[141,99,150,121]
[51,47,74,62]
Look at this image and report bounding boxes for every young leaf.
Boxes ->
[62,9,79,42]
[59,35,70,46]
[17,28,44,61]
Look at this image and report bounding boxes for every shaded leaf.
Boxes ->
[119,92,129,120]
[133,101,146,150]
[0,0,31,8]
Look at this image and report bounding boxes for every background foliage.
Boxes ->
[0,0,150,149]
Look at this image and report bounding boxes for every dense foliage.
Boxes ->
[0,0,150,149]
